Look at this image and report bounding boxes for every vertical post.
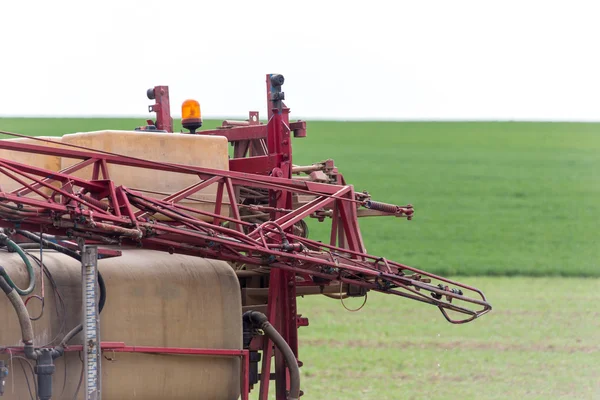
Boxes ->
[82,245,101,400]
[148,86,174,133]
[262,74,299,400]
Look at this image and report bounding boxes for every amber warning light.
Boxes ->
[181,99,202,134]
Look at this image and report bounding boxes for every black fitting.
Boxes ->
[242,312,267,387]
[242,310,272,347]
[147,88,155,100]
[243,321,254,349]
[33,348,62,400]
[270,74,285,87]
[0,360,8,396]
[243,310,300,399]
[249,351,261,386]
[24,343,37,361]
[243,310,269,329]
[269,74,286,109]
[271,91,285,101]
[431,284,463,300]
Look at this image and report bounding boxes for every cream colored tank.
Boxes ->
[60,130,230,221]
[0,248,242,399]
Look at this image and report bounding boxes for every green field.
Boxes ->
[1,118,599,399]
[297,277,600,400]
[1,118,598,277]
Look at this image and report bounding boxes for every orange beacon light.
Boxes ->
[181,99,202,134]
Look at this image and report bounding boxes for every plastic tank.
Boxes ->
[60,130,230,221]
[0,136,62,195]
[0,248,242,399]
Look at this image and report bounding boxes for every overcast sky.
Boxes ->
[1,0,599,121]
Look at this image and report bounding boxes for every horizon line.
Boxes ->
[2,115,600,123]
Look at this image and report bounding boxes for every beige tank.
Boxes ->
[0,248,242,399]
[60,130,230,221]
[0,130,230,221]
[0,136,62,195]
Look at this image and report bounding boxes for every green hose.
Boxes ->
[0,234,35,295]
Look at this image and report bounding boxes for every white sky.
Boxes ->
[1,0,599,121]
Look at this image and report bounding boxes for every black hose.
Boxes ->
[16,230,81,261]
[243,311,300,400]
[97,272,106,312]
[13,230,107,352]
[15,230,106,312]
[56,269,105,350]
[56,323,83,352]
[55,268,106,349]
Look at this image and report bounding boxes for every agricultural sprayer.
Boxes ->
[0,74,491,399]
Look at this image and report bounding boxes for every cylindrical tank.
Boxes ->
[0,130,232,221]
[60,130,231,221]
[0,247,242,399]
[0,136,62,195]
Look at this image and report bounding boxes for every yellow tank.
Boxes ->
[60,130,230,221]
[0,136,62,196]
[0,248,242,399]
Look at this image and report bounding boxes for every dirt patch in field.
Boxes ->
[302,339,599,354]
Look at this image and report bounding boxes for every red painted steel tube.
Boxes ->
[200,124,268,141]
[149,85,173,133]
[0,182,492,319]
[12,158,97,197]
[0,131,363,198]
[229,155,280,174]
[242,347,250,400]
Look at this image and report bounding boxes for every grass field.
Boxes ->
[0,117,598,399]
[297,276,600,400]
[1,118,598,277]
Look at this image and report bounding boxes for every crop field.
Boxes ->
[1,118,598,277]
[0,118,598,399]
[297,277,600,400]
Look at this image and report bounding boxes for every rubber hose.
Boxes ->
[244,311,300,400]
[0,235,36,295]
[14,230,107,351]
[57,268,106,350]
[56,324,82,352]
[16,230,81,261]
[15,230,106,312]
[13,243,44,250]
[0,276,34,344]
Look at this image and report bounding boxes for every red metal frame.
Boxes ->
[147,86,173,133]
[0,75,491,399]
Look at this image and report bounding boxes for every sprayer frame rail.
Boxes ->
[0,75,491,400]
[0,136,491,322]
